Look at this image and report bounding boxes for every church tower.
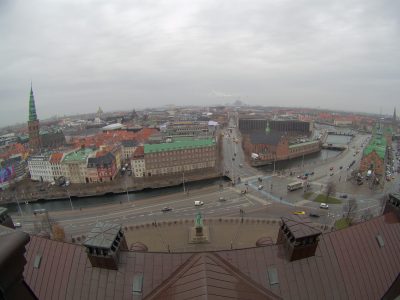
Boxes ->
[28,85,41,153]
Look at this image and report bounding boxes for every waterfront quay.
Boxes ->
[0,167,220,204]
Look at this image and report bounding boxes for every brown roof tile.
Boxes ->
[23,213,400,300]
[145,252,282,300]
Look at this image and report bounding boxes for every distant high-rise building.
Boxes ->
[27,85,41,152]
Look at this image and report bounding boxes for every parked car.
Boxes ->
[320,203,329,209]
[293,211,306,215]
[13,222,21,228]
[161,207,172,212]
[330,167,334,171]
[194,201,204,206]
[340,194,348,199]
[218,197,226,202]
[309,213,320,218]
[258,185,264,190]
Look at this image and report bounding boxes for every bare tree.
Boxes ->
[343,198,358,224]
[361,208,373,221]
[325,181,336,199]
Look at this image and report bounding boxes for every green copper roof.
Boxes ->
[363,133,387,159]
[63,148,94,163]
[144,138,215,154]
[28,86,38,121]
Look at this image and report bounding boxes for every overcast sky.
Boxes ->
[1,0,399,127]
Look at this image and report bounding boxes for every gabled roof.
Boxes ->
[49,153,63,164]
[121,140,139,147]
[23,212,400,300]
[88,152,115,167]
[145,252,281,300]
[132,146,144,158]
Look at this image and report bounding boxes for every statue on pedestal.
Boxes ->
[195,212,203,236]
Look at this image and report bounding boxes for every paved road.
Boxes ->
[14,185,272,237]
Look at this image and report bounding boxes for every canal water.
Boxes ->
[6,178,225,215]
[259,133,353,172]
[326,134,352,145]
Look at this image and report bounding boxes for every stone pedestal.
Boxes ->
[189,226,210,244]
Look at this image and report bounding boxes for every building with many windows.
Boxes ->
[27,154,52,182]
[239,118,311,136]
[49,152,64,181]
[143,138,216,176]
[160,121,218,139]
[62,148,94,184]
[131,146,145,177]
[121,140,139,161]
[87,152,117,183]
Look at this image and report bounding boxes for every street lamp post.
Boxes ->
[125,176,130,202]
[182,172,186,193]
[66,189,74,210]
[15,191,23,217]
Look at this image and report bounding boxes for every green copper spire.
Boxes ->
[28,84,38,121]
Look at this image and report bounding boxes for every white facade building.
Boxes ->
[28,154,53,182]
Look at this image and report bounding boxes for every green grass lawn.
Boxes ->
[314,194,342,204]
[334,218,350,230]
[303,192,314,200]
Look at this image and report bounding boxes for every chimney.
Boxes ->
[0,225,37,299]
[0,207,15,229]
[385,193,400,217]
[277,215,321,261]
[83,222,128,270]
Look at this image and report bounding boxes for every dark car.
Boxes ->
[161,207,172,212]
[309,213,320,218]
[340,194,348,198]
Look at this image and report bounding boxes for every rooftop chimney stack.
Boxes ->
[0,207,15,229]
[384,193,400,219]
[83,222,128,270]
[277,216,321,261]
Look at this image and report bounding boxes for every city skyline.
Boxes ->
[1,0,400,127]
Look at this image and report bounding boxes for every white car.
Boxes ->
[194,201,204,206]
[13,222,21,228]
[320,203,329,209]
[258,185,264,190]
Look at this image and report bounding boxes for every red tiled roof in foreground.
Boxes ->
[145,252,281,300]
[24,213,400,300]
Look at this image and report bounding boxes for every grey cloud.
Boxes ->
[0,0,399,127]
